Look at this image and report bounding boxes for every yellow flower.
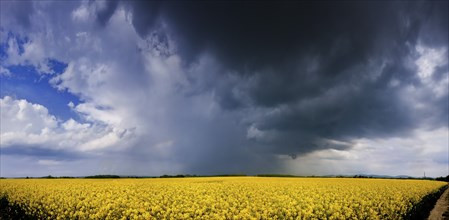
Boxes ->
[0,177,446,219]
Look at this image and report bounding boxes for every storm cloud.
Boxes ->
[126,1,448,157]
[0,0,447,177]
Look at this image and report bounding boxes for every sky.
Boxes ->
[0,0,448,178]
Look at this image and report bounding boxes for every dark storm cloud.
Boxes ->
[94,0,119,26]
[129,1,162,37]
[415,1,448,47]
[128,1,426,69]
[128,1,447,158]
[251,73,416,155]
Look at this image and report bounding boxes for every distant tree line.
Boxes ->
[435,175,449,182]
[4,174,449,180]
[85,175,121,179]
[257,174,296,177]
[353,175,373,178]
[160,174,247,178]
[160,174,188,178]
[40,175,55,179]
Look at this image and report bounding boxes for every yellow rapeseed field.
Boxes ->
[0,177,446,219]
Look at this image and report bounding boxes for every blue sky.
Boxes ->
[0,0,448,177]
[1,59,81,121]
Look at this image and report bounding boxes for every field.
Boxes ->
[0,177,447,219]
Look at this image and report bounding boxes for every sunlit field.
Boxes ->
[0,177,446,219]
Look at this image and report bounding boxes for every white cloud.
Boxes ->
[3,34,53,74]
[0,3,237,175]
[4,37,22,64]
[0,96,132,152]
[1,96,57,134]
[412,43,448,102]
[283,127,449,177]
[0,66,12,76]
[71,3,90,22]
[70,0,113,23]
[415,43,447,80]
[38,159,61,166]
